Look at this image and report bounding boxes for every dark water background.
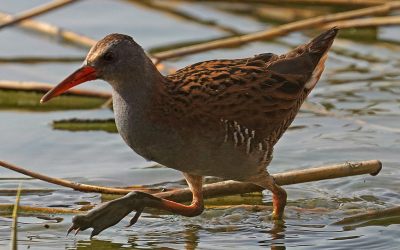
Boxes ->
[1,0,400,249]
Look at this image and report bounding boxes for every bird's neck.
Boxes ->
[110,60,172,159]
[111,57,165,115]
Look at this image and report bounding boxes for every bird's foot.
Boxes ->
[269,185,287,220]
[67,191,160,238]
[269,211,284,220]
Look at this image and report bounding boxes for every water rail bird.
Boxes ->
[41,27,339,238]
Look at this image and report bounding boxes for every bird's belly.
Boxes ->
[157,141,266,181]
[124,127,267,181]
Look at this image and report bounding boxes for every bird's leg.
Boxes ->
[248,172,287,219]
[67,173,204,238]
[270,182,287,219]
[181,173,204,216]
[150,173,204,217]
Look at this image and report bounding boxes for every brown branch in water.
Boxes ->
[0,11,96,49]
[0,204,84,214]
[0,0,81,30]
[212,3,326,23]
[0,160,176,195]
[0,56,85,64]
[0,80,111,99]
[155,160,382,203]
[152,1,400,62]
[206,205,337,213]
[185,0,389,7]
[302,103,400,133]
[0,159,165,195]
[331,205,400,225]
[0,159,381,203]
[123,0,241,35]
[254,5,326,23]
[321,15,400,29]
[0,10,167,73]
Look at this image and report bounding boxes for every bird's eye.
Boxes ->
[104,52,115,62]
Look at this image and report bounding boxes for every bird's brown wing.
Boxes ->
[157,53,314,146]
[150,28,338,147]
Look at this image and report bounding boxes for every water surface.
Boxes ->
[1,1,400,249]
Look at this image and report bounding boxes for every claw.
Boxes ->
[126,206,144,227]
[66,191,160,238]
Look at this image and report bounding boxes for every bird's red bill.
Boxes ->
[40,65,99,103]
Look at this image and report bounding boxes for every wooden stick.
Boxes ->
[152,1,400,61]
[0,56,84,63]
[0,81,111,99]
[0,159,381,201]
[211,2,326,23]
[254,4,326,23]
[0,159,142,195]
[205,205,339,213]
[157,160,382,202]
[0,204,84,214]
[123,0,240,35]
[0,12,167,70]
[322,15,400,29]
[332,205,400,225]
[185,0,390,7]
[302,103,400,133]
[0,0,80,30]
[0,11,96,49]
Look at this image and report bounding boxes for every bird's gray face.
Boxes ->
[40,34,146,103]
[86,39,146,85]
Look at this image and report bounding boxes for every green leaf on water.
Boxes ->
[0,90,108,111]
[52,118,118,133]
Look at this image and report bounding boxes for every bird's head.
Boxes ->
[41,33,149,103]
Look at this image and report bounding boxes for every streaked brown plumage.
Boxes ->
[41,27,339,238]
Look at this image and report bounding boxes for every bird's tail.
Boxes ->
[303,27,339,90]
[307,27,339,63]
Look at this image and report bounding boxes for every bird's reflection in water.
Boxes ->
[259,219,286,250]
[183,225,200,250]
[178,218,287,250]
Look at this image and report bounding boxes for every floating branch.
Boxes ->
[332,205,400,225]
[0,0,80,30]
[0,189,56,195]
[302,103,400,133]
[152,1,400,62]
[0,81,111,99]
[0,11,168,71]
[0,159,176,195]
[0,81,111,111]
[212,3,326,23]
[0,56,85,64]
[0,90,107,111]
[0,204,83,215]
[0,11,96,49]
[322,15,400,29]
[205,205,340,213]
[0,159,381,202]
[156,160,382,203]
[124,0,241,35]
[188,0,390,7]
